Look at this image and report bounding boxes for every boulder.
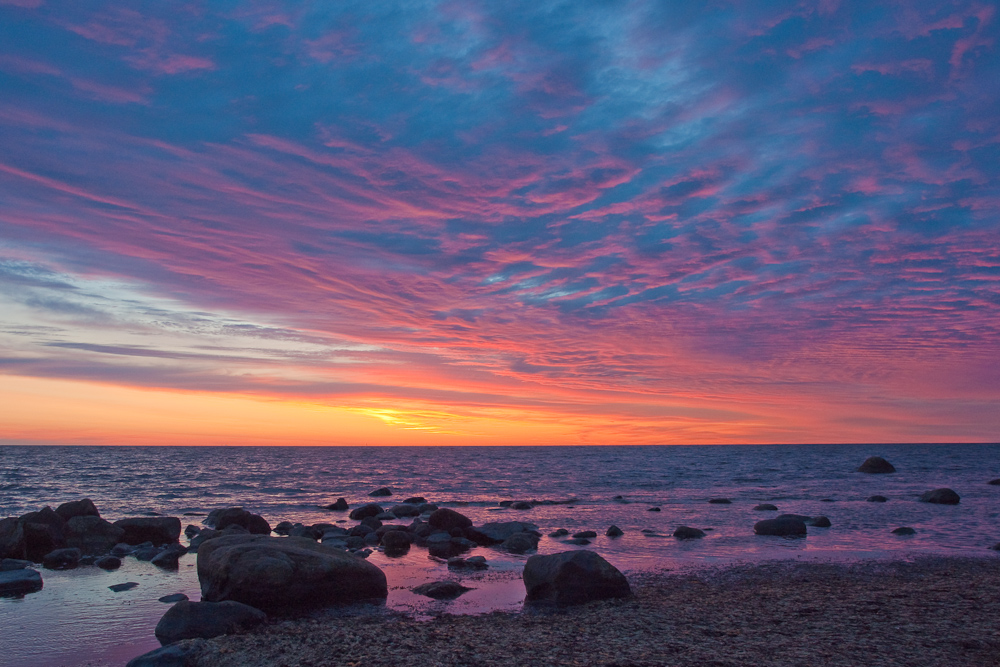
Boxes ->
[369,487,392,497]
[325,498,349,511]
[0,517,25,560]
[0,568,43,596]
[152,549,183,569]
[126,639,208,667]
[348,503,383,521]
[572,531,597,539]
[502,532,539,554]
[412,581,472,600]
[380,531,411,552]
[858,456,896,474]
[606,525,624,537]
[523,550,631,606]
[65,516,126,556]
[647,507,661,512]
[754,518,807,537]
[205,508,271,535]
[155,600,266,645]
[809,516,832,528]
[989,479,1000,486]
[754,504,778,511]
[892,527,916,535]
[95,556,122,570]
[466,521,539,545]
[673,526,706,539]
[388,504,420,518]
[428,508,472,532]
[1,558,32,571]
[510,501,533,510]
[548,528,569,538]
[197,534,388,610]
[417,503,439,514]
[920,488,960,505]
[403,496,427,505]
[708,498,731,504]
[867,495,888,502]
[114,517,181,546]
[55,499,100,522]
[20,507,67,561]
[42,547,82,570]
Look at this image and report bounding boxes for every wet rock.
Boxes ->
[42,547,82,570]
[111,543,134,557]
[510,501,533,510]
[673,526,706,539]
[272,522,294,536]
[992,543,1000,551]
[348,503,383,521]
[523,550,631,606]
[0,558,32,571]
[20,507,67,561]
[159,593,189,603]
[564,537,590,545]
[369,487,392,497]
[989,479,1000,486]
[448,556,488,570]
[892,527,916,535]
[502,532,539,554]
[647,507,661,512]
[417,503,439,514]
[412,581,472,600]
[155,600,266,645]
[363,532,379,547]
[66,516,126,556]
[205,508,271,535]
[374,512,397,521]
[920,488,960,505]
[184,525,201,539]
[388,504,420,518]
[325,498,349,511]
[125,639,208,667]
[572,531,597,539]
[360,517,383,531]
[858,456,896,474]
[467,521,539,545]
[428,508,472,532]
[612,495,627,503]
[606,525,624,537]
[403,496,427,505]
[754,504,778,511]
[114,517,182,546]
[189,529,224,550]
[96,556,122,570]
[867,495,888,502]
[708,498,732,504]
[754,517,807,537]
[349,524,374,538]
[381,532,411,555]
[548,528,569,538]
[109,582,139,592]
[152,549,183,569]
[809,516,832,528]
[135,546,161,561]
[0,568,43,596]
[55,498,101,522]
[0,518,26,560]
[197,534,388,610]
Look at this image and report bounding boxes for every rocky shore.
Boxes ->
[165,556,1000,667]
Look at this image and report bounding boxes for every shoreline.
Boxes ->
[160,554,1000,667]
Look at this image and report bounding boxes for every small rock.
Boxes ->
[403,496,427,505]
[389,504,420,518]
[369,487,392,497]
[572,531,597,539]
[647,507,661,512]
[502,532,538,554]
[412,581,472,600]
[858,456,896,474]
[374,512,397,521]
[510,501,533,510]
[892,527,916,535]
[125,639,207,667]
[548,528,569,537]
[348,503,384,521]
[606,525,624,537]
[988,479,1000,486]
[428,508,472,532]
[134,546,161,561]
[159,593,189,603]
[867,495,888,502]
[919,488,960,505]
[564,537,590,545]
[42,547,82,570]
[673,526,706,539]
[0,568,43,596]
[809,516,832,528]
[95,556,122,570]
[754,518,807,537]
[1,558,32,571]
[109,582,139,592]
[708,498,731,504]
[325,498,349,511]
[754,504,778,511]
[447,556,488,570]
[151,549,182,569]
[380,531,411,552]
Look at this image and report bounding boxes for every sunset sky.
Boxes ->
[1,1,998,446]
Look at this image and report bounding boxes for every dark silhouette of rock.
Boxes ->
[564,537,590,545]
[673,526,706,539]
[708,498,732,504]
[606,525,624,537]
[380,531,411,552]
[502,532,539,554]
[754,504,778,511]
[858,456,896,474]
[152,548,184,569]
[65,516,125,556]
[114,517,181,546]
[754,517,807,537]
[572,531,597,539]
[447,556,488,570]
[19,507,67,561]
[647,507,661,512]
[920,488,960,505]
[42,547,81,570]
[548,528,569,538]
[467,521,538,545]
[126,639,207,667]
[867,495,888,502]
[388,504,420,518]
[348,503,383,521]
[95,556,122,570]
[417,503,438,514]
[197,534,387,610]
[412,581,472,599]
[510,501,533,510]
[428,508,472,532]
[159,593,189,603]
[989,479,1000,486]
[809,516,832,528]
[523,550,631,606]
[155,600,266,645]
[205,508,271,535]
[109,582,139,592]
[55,499,100,522]
[1,558,31,571]
[892,527,916,535]
[0,517,25,560]
[325,498,349,511]
[369,487,392,497]
[403,496,427,505]
[0,568,42,596]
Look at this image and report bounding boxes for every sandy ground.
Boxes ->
[177,556,1000,667]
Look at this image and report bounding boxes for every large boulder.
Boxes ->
[0,517,25,560]
[197,534,387,610]
[428,508,472,532]
[348,503,383,521]
[0,567,43,596]
[55,499,100,522]
[114,517,182,546]
[205,508,270,535]
[19,507,67,561]
[126,639,207,667]
[754,517,807,537]
[919,488,960,505]
[65,516,125,556]
[523,550,631,606]
[154,600,266,645]
[466,521,539,545]
[858,456,896,474]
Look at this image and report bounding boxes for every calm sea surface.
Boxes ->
[1,443,998,666]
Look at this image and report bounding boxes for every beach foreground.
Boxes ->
[161,556,1000,667]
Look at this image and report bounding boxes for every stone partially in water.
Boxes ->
[548,528,569,538]
[109,582,139,592]
[428,508,472,532]
[155,600,266,645]
[42,547,81,570]
[502,532,539,554]
[673,526,705,539]
[857,456,896,474]
[919,488,960,505]
[412,581,472,599]
[647,507,661,512]
[114,517,181,546]
[708,498,732,504]
[892,527,916,535]
[754,518,807,537]
[325,498,349,511]
[369,487,392,497]
[159,593,189,603]
[126,639,208,667]
[867,495,888,502]
[572,531,597,539]
[754,504,778,511]
[523,550,631,606]
[95,556,122,570]
[0,568,43,596]
[348,504,383,521]
[606,525,624,537]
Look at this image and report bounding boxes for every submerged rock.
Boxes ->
[197,534,388,610]
[412,581,472,600]
[510,501,533,510]
[673,526,706,539]
[0,568,43,596]
[754,504,778,511]
[858,456,896,474]
[920,488,960,505]
[754,517,807,537]
[867,495,888,502]
[892,527,916,535]
[523,550,631,606]
[647,507,661,512]
[155,600,266,645]
[572,531,597,539]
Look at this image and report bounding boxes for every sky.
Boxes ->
[0,0,998,446]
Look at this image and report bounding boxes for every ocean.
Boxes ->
[1,443,998,666]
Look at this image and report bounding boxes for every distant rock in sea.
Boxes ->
[867,495,888,502]
[325,498,349,511]
[892,527,916,535]
[369,487,392,497]
[673,526,706,539]
[857,456,896,474]
[606,525,624,537]
[754,517,807,537]
[919,488,960,505]
[754,504,778,511]
[708,498,732,504]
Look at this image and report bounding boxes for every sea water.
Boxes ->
[1,443,998,666]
